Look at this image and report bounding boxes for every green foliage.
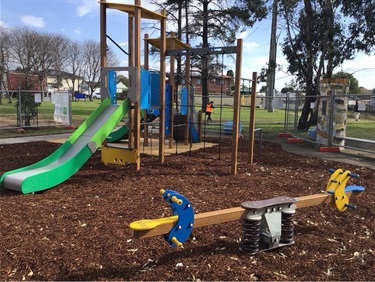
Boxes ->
[341,0,375,54]
[117,74,129,86]
[332,71,359,93]
[226,70,234,77]
[278,0,374,130]
[259,85,267,92]
[14,93,41,126]
[281,87,294,93]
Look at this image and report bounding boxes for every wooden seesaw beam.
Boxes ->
[132,191,363,239]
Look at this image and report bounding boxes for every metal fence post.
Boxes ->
[17,87,22,128]
[328,92,335,147]
[284,93,289,133]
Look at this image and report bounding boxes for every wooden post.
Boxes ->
[231,39,243,175]
[128,14,134,149]
[134,0,141,170]
[169,33,176,149]
[184,53,191,145]
[100,0,107,68]
[143,33,149,147]
[159,9,166,163]
[248,72,257,164]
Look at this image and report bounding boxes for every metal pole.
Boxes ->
[266,0,277,112]
[328,92,335,147]
[18,87,22,128]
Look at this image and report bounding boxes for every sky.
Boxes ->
[1,0,374,92]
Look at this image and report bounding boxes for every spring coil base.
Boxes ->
[239,219,261,255]
[281,212,295,244]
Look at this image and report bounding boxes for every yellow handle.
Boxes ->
[160,189,182,205]
[171,237,184,248]
[171,196,182,205]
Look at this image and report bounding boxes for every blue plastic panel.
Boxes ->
[223,121,242,135]
[150,72,160,107]
[140,69,151,110]
[107,70,117,104]
[180,88,188,115]
[165,84,171,135]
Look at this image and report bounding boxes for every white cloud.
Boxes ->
[21,15,45,28]
[243,41,259,49]
[340,53,375,89]
[237,31,248,39]
[74,29,81,35]
[76,0,97,17]
[0,21,7,28]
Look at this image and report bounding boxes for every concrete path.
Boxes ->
[0,134,71,145]
[1,133,374,170]
[272,136,375,170]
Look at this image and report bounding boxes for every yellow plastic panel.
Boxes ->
[101,146,137,164]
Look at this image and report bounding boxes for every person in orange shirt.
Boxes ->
[205,101,214,122]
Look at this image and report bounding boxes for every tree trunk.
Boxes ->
[297,0,314,130]
[176,2,182,90]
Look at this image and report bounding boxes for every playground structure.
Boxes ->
[0,4,370,279]
[98,0,249,174]
[130,168,365,254]
[0,0,257,194]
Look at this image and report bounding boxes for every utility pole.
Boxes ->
[266,0,278,112]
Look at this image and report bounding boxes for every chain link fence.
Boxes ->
[194,92,373,155]
[0,90,72,130]
[283,93,375,154]
[2,89,373,156]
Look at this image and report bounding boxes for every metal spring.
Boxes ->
[280,212,294,244]
[240,218,261,254]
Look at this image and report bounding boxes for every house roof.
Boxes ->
[117,82,128,90]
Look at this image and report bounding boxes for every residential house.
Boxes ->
[7,71,46,92]
[47,70,84,93]
[183,73,233,95]
[6,70,84,94]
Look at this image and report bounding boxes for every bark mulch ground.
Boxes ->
[0,138,373,281]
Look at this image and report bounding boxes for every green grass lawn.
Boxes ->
[0,100,99,138]
[196,105,287,135]
[1,98,374,140]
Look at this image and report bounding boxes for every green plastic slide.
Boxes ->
[0,98,130,194]
[107,112,158,143]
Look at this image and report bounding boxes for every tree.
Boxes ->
[279,0,363,130]
[281,87,294,94]
[259,85,267,92]
[117,74,129,86]
[0,25,11,104]
[7,27,41,90]
[188,0,268,109]
[15,92,41,127]
[66,40,84,92]
[149,0,268,109]
[341,0,375,54]
[82,40,119,100]
[148,0,191,84]
[50,34,71,92]
[332,71,359,94]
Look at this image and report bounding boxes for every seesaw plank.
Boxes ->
[132,191,362,239]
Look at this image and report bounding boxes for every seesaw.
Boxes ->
[130,168,365,254]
